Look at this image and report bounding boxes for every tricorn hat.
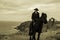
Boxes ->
[34,8,39,11]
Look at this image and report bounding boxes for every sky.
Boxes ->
[0,0,60,22]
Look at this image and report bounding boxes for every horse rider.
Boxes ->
[31,8,40,23]
[29,8,40,35]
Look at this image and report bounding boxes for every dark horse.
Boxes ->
[29,13,48,40]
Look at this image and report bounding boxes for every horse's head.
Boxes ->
[41,12,48,24]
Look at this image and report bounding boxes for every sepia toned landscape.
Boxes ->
[0,20,60,40]
[0,0,60,40]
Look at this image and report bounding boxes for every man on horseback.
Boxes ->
[29,8,40,40]
[29,8,40,35]
[29,8,48,40]
[32,8,40,23]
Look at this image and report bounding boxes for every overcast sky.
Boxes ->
[0,0,60,22]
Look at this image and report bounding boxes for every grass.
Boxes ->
[0,29,60,40]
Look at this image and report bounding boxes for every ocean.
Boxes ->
[0,21,21,35]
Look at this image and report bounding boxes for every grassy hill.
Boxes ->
[0,21,60,40]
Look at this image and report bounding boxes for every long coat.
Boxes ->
[31,12,40,22]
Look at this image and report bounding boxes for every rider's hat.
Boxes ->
[34,8,39,11]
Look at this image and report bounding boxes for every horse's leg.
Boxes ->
[33,32,36,40]
[29,35,31,40]
[29,35,33,40]
[37,32,40,40]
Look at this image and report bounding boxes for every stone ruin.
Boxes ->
[47,17,57,31]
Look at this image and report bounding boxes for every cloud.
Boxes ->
[27,3,55,10]
[0,0,60,21]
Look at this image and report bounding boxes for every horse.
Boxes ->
[29,13,48,40]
